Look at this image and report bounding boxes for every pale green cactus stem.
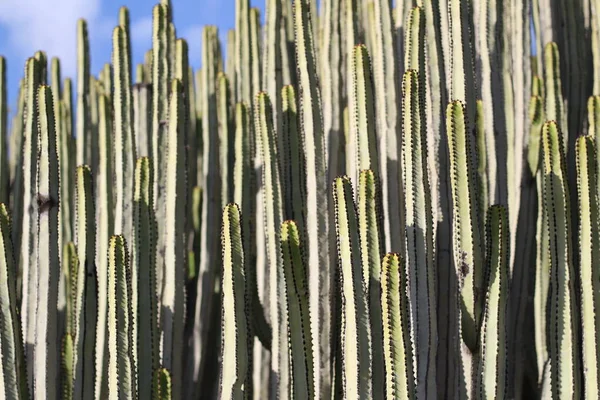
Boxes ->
[217,73,234,206]
[133,82,152,158]
[112,30,137,387]
[543,43,566,144]
[294,1,331,395]
[72,166,96,400]
[106,235,134,400]
[189,26,223,399]
[220,203,251,400]
[62,242,77,400]
[20,59,41,375]
[88,78,100,173]
[34,85,61,400]
[533,101,550,385]
[263,0,282,128]
[188,186,202,282]
[187,65,198,188]
[575,134,600,399]
[250,8,262,98]
[280,85,306,233]
[226,30,236,98]
[320,0,343,187]
[343,0,358,179]
[476,205,509,399]
[9,79,25,256]
[76,19,91,167]
[234,100,269,400]
[448,0,477,122]
[365,3,376,60]
[0,58,8,205]
[588,96,600,202]
[233,101,270,349]
[119,6,132,78]
[50,58,73,251]
[255,92,287,398]
[527,96,544,177]
[381,253,415,400]
[136,63,145,84]
[195,68,203,188]
[94,94,114,400]
[63,242,78,337]
[144,50,153,83]
[156,368,172,400]
[472,0,499,206]
[350,45,379,187]
[235,0,251,103]
[280,0,297,88]
[151,4,169,293]
[475,100,488,221]
[0,204,27,399]
[113,25,136,246]
[280,220,314,399]
[410,1,451,392]
[541,121,580,399]
[357,170,383,398]
[63,76,74,186]
[332,176,372,399]
[401,69,437,399]
[447,100,484,352]
[62,334,74,400]
[9,77,25,189]
[98,64,112,100]
[34,51,47,84]
[372,0,404,257]
[133,157,158,400]
[532,75,544,98]
[161,79,187,400]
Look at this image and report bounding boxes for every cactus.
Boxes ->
[160,80,187,400]
[332,176,372,399]
[72,166,96,400]
[32,85,61,399]
[575,134,600,398]
[219,204,251,399]
[476,205,509,399]
[133,157,158,400]
[381,252,415,400]
[106,235,135,400]
[0,204,27,399]
[280,220,313,399]
[294,2,331,396]
[541,121,579,399]
[76,19,91,167]
[401,69,437,398]
[255,92,286,398]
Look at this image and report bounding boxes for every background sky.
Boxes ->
[0,0,263,113]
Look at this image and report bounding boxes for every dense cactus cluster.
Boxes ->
[0,0,598,398]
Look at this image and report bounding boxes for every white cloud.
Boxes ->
[0,0,102,78]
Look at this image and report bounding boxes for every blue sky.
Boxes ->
[0,0,263,112]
